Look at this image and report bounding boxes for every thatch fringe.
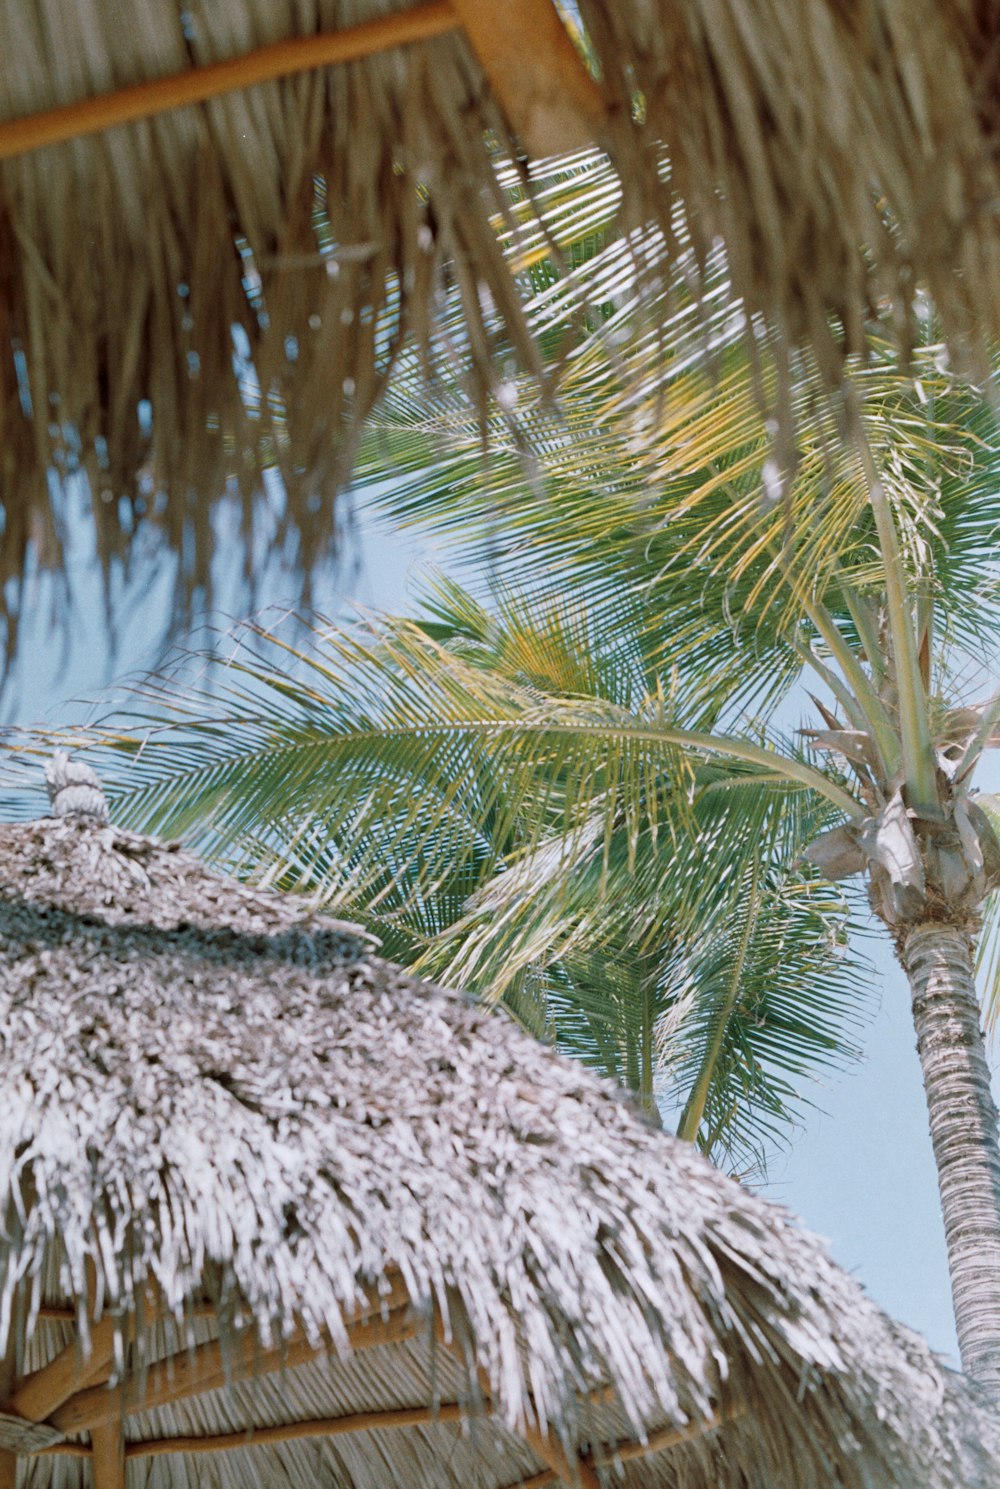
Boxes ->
[0,1,547,648]
[2,1,1000,648]
[585,0,1000,382]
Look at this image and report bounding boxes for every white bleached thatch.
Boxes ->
[0,797,997,1488]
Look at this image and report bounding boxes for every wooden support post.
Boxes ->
[90,1421,125,1489]
[0,1335,17,1489]
[0,0,460,161]
[448,0,607,157]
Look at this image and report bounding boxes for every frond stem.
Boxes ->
[956,688,1000,783]
[847,394,938,813]
[106,715,865,825]
[790,637,868,732]
[789,583,898,774]
[675,858,763,1146]
[833,568,886,684]
[766,542,897,774]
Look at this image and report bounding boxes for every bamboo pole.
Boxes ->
[0,1335,16,1489]
[0,0,460,162]
[129,1401,465,1458]
[598,1403,741,1463]
[37,1297,267,1322]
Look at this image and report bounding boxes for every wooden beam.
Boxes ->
[113,1402,736,1464]
[38,1299,219,1323]
[52,1299,417,1436]
[449,0,606,157]
[30,1399,743,1468]
[6,1315,118,1424]
[90,1421,125,1489]
[129,1401,465,1458]
[0,0,460,161]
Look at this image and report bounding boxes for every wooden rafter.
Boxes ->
[126,1402,737,1463]
[35,1397,738,1467]
[0,0,605,166]
[31,1375,736,1477]
[128,1401,466,1458]
[449,0,606,157]
[6,1315,118,1424]
[0,0,460,161]
[37,1300,219,1323]
[52,1302,418,1435]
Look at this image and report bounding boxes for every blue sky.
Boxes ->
[5,494,979,1367]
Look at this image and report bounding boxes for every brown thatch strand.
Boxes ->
[582,0,1000,385]
[2,2,1000,648]
[0,0,542,641]
[0,811,999,1488]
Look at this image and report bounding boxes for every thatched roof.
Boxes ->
[2,1,999,642]
[0,794,998,1488]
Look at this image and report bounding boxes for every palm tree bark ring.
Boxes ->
[902,920,1000,1395]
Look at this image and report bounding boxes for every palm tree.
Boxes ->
[358,318,1000,1389]
[62,300,1000,1390]
[25,152,1000,1388]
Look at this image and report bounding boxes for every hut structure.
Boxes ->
[0,758,996,1488]
[1,1,999,632]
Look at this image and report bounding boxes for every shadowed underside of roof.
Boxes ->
[0,815,998,1488]
[1,0,999,651]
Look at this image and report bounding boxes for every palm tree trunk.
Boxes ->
[900,920,1000,1396]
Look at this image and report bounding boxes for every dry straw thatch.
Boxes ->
[0,774,997,1487]
[2,1,999,641]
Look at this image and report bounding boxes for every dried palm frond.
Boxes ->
[2,0,999,650]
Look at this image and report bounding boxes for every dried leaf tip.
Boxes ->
[44,752,108,823]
